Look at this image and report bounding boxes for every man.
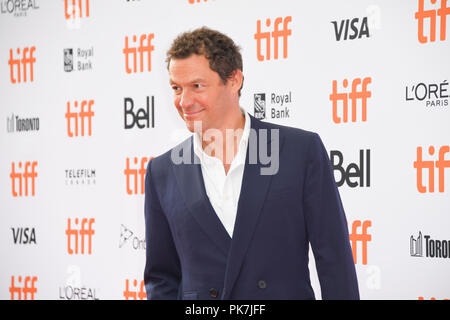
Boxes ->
[144,27,359,300]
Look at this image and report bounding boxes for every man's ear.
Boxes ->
[228,69,244,94]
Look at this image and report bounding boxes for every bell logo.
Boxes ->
[9,276,37,300]
[254,16,292,61]
[413,146,450,193]
[123,279,146,300]
[330,77,372,123]
[124,157,153,195]
[349,220,372,265]
[415,0,450,43]
[10,161,38,197]
[65,0,90,19]
[66,218,95,255]
[8,46,36,84]
[124,96,155,129]
[123,34,155,74]
[65,100,94,137]
[331,150,371,188]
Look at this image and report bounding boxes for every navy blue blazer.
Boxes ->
[144,115,359,300]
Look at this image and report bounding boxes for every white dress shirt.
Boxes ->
[193,108,250,238]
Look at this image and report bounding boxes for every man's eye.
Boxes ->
[172,86,180,91]
[194,84,203,89]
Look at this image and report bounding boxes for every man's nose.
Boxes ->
[180,90,194,108]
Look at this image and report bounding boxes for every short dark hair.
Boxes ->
[166,27,244,96]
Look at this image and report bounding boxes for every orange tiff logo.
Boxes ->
[124,157,153,195]
[330,77,372,124]
[123,34,155,74]
[66,218,95,255]
[65,100,94,137]
[188,0,207,3]
[8,47,36,84]
[419,296,449,300]
[349,220,372,265]
[414,146,450,193]
[65,0,90,19]
[9,276,37,300]
[415,0,450,43]
[123,279,146,300]
[254,16,292,61]
[10,161,38,197]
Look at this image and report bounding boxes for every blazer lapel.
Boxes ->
[223,116,285,299]
[171,137,231,256]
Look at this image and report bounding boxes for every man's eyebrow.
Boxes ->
[169,78,205,85]
[189,78,205,83]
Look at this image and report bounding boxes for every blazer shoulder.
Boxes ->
[146,136,192,178]
[255,117,319,143]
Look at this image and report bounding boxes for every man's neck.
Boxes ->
[200,107,246,173]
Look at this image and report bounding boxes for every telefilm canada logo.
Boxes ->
[65,168,96,186]
[254,91,293,120]
[410,231,450,259]
[64,46,94,72]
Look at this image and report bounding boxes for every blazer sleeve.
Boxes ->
[144,159,182,299]
[302,133,360,300]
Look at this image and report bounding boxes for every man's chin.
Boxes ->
[185,119,204,133]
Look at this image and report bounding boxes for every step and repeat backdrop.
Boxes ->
[1,0,449,300]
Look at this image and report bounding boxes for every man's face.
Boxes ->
[169,54,235,133]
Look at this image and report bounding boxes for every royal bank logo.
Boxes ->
[410,231,450,259]
[64,49,73,72]
[254,91,292,120]
[63,47,93,72]
[254,93,266,119]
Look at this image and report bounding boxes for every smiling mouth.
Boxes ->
[183,109,204,118]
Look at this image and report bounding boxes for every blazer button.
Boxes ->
[258,280,267,289]
[209,288,219,298]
